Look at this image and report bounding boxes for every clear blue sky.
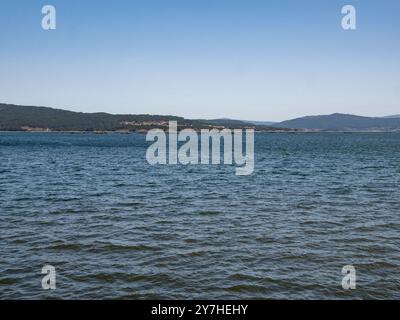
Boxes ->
[0,0,399,121]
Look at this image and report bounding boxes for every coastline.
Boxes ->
[1,130,399,134]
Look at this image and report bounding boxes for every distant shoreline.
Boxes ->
[1,130,399,134]
[2,103,400,132]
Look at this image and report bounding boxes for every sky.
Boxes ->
[0,0,399,121]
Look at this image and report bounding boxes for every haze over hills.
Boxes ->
[274,113,400,131]
[245,120,277,126]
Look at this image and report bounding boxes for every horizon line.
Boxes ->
[1,101,399,123]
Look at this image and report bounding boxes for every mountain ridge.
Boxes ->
[0,103,280,132]
[274,113,400,131]
[1,103,400,132]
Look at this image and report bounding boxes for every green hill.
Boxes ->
[0,103,280,132]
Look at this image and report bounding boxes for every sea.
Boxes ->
[0,132,399,299]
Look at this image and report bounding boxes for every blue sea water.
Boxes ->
[0,132,399,299]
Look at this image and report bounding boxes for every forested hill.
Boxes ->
[0,103,184,131]
[0,103,278,131]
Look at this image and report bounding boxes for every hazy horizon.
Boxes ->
[0,0,399,121]
[2,101,400,122]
